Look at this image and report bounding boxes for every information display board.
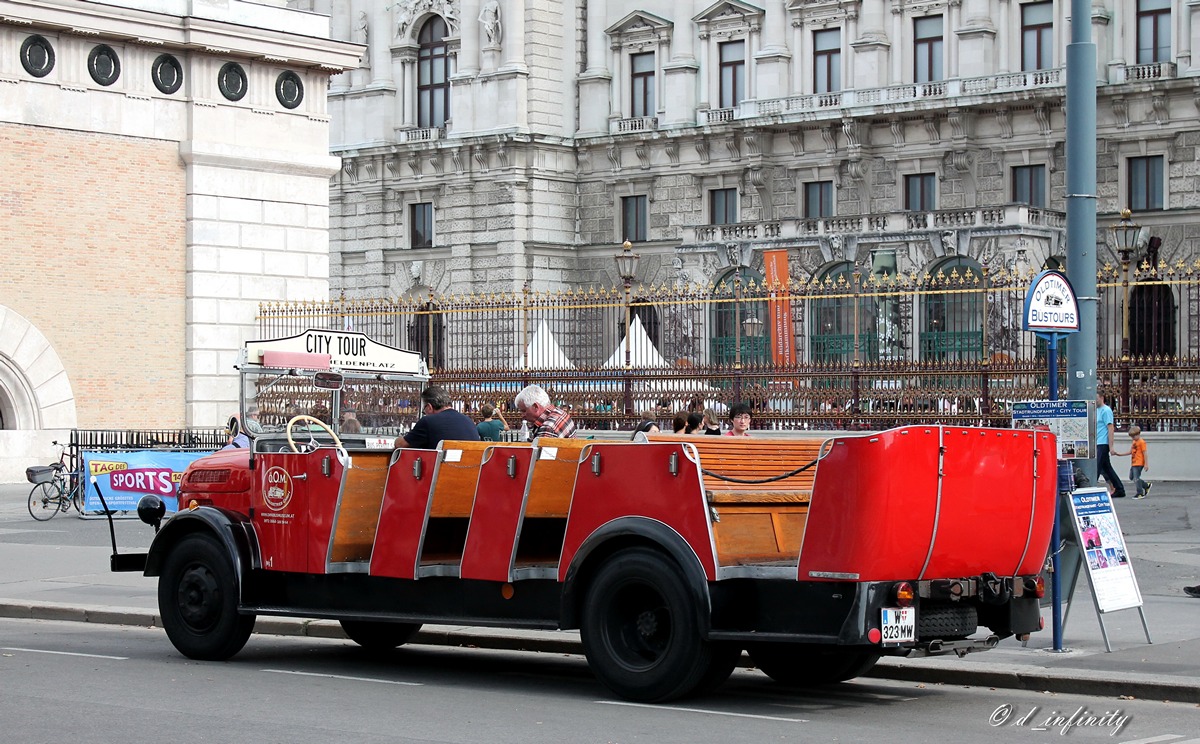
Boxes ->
[1012,399,1094,459]
[1066,487,1143,613]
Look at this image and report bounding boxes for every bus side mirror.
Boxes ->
[227,415,240,440]
[313,372,344,391]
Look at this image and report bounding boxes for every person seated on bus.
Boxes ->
[630,420,660,441]
[395,386,479,449]
[340,409,363,434]
[725,403,753,437]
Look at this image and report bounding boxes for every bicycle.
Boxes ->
[26,440,85,521]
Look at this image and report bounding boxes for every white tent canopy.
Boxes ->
[513,319,576,369]
[602,315,670,369]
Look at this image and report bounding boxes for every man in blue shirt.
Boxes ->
[395,386,480,449]
[1095,392,1126,498]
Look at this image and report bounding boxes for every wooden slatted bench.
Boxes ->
[429,440,531,518]
[648,434,826,566]
[524,437,590,518]
[329,451,394,564]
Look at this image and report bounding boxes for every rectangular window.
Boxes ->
[1137,0,1172,64]
[803,181,834,218]
[410,202,434,248]
[621,195,648,242]
[719,40,745,109]
[1128,155,1164,210]
[914,16,943,83]
[630,52,655,118]
[1012,165,1047,207]
[1021,2,1054,71]
[813,29,841,94]
[710,188,738,224]
[905,173,937,211]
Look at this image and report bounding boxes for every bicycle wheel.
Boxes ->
[70,479,86,513]
[28,482,62,521]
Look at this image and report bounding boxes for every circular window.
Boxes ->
[88,44,121,86]
[217,61,247,101]
[151,54,183,95]
[275,70,304,109]
[19,35,55,78]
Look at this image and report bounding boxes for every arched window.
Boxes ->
[808,262,882,364]
[417,17,451,128]
[920,256,984,361]
[709,267,768,365]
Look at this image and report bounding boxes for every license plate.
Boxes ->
[880,607,915,644]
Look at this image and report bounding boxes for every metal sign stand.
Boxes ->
[1062,487,1153,652]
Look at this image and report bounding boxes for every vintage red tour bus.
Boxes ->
[110,329,1057,702]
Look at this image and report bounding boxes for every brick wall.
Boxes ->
[0,122,186,428]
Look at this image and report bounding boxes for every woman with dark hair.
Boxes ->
[671,412,688,433]
[684,412,703,434]
[630,420,660,440]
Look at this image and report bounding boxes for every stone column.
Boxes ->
[997,0,1011,74]
[502,0,526,71]
[401,57,416,127]
[945,0,959,79]
[890,4,903,83]
[1177,0,1193,71]
[578,0,613,135]
[330,0,353,91]
[956,0,996,78]
[663,16,700,127]
[370,5,392,85]
[754,0,791,97]
[460,0,481,74]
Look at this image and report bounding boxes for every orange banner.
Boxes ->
[763,250,795,364]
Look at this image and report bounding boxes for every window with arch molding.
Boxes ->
[418,17,451,128]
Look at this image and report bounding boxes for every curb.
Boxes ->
[3,601,1197,705]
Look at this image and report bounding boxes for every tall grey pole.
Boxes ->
[1065,0,1098,481]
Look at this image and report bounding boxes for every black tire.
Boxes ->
[159,533,255,661]
[580,547,718,702]
[70,478,85,513]
[340,620,423,650]
[748,643,881,685]
[28,482,60,521]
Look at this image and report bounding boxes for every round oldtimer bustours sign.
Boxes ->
[1023,270,1081,334]
[263,466,293,511]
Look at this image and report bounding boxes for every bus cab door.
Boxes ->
[254,449,344,573]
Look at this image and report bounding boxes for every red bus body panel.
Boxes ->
[560,442,717,582]
[369,450,436,579]
[460,446,535,582]
[798,427,1055,582]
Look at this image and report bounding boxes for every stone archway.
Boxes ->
[0,306,77,430]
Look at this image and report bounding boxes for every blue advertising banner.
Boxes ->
[82,450,215,514]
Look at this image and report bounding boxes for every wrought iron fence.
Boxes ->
[259,259,1200,432]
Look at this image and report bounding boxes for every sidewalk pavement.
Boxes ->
[2,483,1197,703]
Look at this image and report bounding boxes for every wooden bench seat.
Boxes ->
[647,434,826,566]
[329,451,393,564]
[428,440,531,518]
[524,437,590,518]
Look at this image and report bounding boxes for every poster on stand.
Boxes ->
[82,450,215,514]
[1067,487,1143,613]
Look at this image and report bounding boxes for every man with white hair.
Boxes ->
[514,384,577,439]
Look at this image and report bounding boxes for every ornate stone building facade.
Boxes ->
[0,0,359,480]
[328,0,1199,319]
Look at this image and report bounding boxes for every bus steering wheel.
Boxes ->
[286,415,344,454]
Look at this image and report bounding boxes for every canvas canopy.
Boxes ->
[602,315,670,369]
[514,319,576,369]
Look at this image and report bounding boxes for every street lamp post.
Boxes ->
[733,271,744,401]
[851,266,863,423]
[614,240,640,416]
[1110,209,1140,417]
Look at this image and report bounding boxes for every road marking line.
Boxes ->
[2,646,128,660]
[596,700,808,722]
[1118,736,1186,744]
[261,669,422,686]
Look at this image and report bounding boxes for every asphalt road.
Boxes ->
[3,618,1198,744]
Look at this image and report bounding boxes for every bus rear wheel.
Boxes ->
[580,547,724,702]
